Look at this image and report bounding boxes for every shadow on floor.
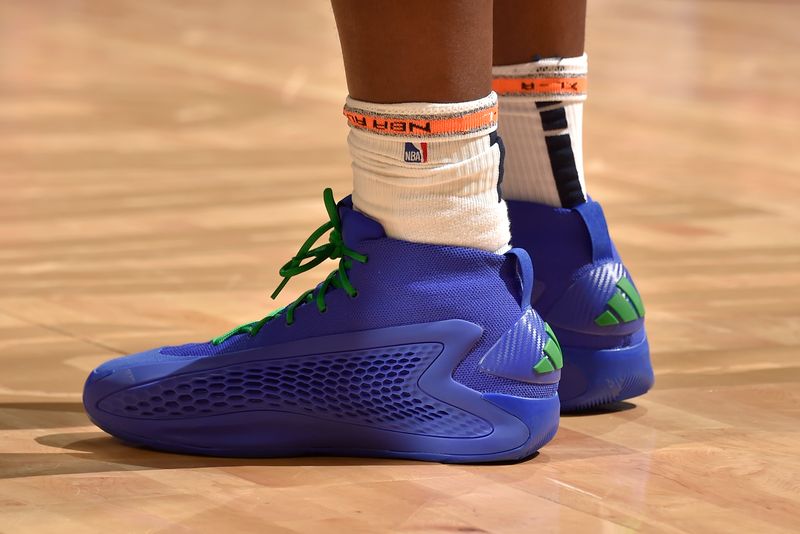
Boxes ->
[0,429,543,480]
[561,401,638,417]
[0,401,647,480]
[0,402,89,430]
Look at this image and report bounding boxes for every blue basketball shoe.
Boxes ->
[507,198,654,412]
[83,189,562,462]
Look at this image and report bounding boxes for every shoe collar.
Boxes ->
[337,195,386,249]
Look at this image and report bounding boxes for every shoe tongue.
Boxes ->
[338,195,386,248]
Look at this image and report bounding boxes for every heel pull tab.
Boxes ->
[506,248,534,307]
[575,199,613,262]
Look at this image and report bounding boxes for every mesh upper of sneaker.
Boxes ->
[100,203,556,400]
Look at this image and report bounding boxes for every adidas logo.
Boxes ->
[533,323,563,374]
[594,276,645,326]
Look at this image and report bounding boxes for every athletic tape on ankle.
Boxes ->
[492,54,587,101]
[343,93,498,140]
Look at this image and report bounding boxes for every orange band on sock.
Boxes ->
[343,104,498,137]
[492,76,587,97]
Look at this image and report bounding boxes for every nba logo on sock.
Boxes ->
[403,142,428,163]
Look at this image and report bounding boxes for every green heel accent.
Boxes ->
[607,292,638,322]
[594,310,620,326]
[594,276,645,327]
[534,323,564,374]
[616,276,645,317]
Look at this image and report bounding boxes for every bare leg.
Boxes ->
[331,0,492,103]
[493,0,587,65]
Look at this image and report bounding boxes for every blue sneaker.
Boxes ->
[507,198,654,412]
[83,189,561,462]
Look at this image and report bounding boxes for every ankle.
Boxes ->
[344,93,511,252]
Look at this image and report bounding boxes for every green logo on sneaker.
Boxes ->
[594,276,645,326]
[533,323,564,374]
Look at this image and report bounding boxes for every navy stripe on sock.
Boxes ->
[539,107,568,131]
[544,134,585,208]
[489,130,505,203]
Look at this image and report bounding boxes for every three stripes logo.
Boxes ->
[594,276,645,326]
[533,323,563,374]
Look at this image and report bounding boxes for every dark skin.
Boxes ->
[331,0,587,103]
[493,0,587,65]
[331,0,493,103]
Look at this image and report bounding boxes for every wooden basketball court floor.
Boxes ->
[1,0,799,532]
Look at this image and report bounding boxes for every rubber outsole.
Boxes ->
[87,393,560,464]
[84,319,561,463]
[557,337,653,412]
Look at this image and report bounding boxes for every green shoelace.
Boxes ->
[211,188,368,346]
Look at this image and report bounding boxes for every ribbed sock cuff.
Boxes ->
[343,93,498,141]
[492,54,588,102]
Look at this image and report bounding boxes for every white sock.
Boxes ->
[493,54,588,207]
[344,92,510,253]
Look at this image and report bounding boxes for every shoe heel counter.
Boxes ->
[543,200,646,337]
[469,248,561,389]
[478,306,562,385]
[547,261,645,337]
